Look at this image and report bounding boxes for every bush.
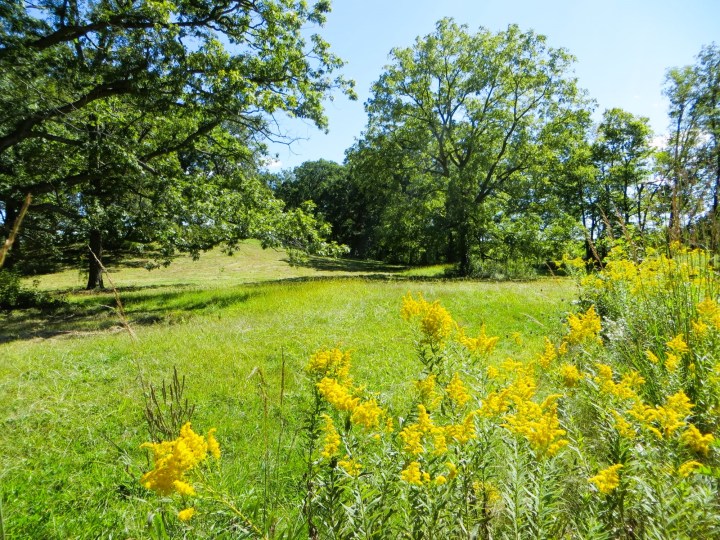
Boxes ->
[0,270,61,311]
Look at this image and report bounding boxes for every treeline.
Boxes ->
[273,21,720,275]
[1,6,718,283]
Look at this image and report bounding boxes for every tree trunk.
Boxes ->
[86,228,104,289]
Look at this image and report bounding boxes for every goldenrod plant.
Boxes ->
[137,244,720,537]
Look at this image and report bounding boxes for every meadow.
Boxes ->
[0,243,574,538]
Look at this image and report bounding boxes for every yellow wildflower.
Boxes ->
[338,457,362,477]
[434,475,447,485]
[666,334,690,355]
[306,348,352,380]
[459,324,499,355]
[502,394,567,457]
[681,424,714,455]
[589,464,623,494]
[177,507,196,522]
[612,410,635,439]
[665,353,680,372]
[206,428,220,460]
[565,305,602,345]
[400,461,425,486]
[537,338,557,369]
[677,460,703,478]
[401,292,455,344]
[320,414,341,459]
[559,364,582,387]
[692,319,710,337]
[351,399,384,429]
[628,391,694,438]
[558,341,569,355]
[140,422,216,496]
[446,373,471,407]
[446,461,458,480]
[173,480,196,496]
[317,377,360,412]
[645,350,659,364]
[486,365,500,379]
[444,412,477,445]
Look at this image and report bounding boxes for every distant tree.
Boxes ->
[0,0,353,287]
[660,44,720,246]
[357,19,590,274]
[589,108,655,248]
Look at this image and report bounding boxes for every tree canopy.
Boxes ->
[0,0,353,286]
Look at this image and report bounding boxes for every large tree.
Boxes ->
[358,18,589,274]
[0,0,352,286]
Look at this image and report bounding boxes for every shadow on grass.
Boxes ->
[0,285,256,344]
[285,255,408,274]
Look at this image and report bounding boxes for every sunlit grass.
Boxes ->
[0,242,574,538]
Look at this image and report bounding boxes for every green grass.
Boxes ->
[0,242,576,538]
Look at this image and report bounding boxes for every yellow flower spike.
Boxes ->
[589,464,623,494]
[434,475,447,485]
[486,365,500,379]
[177,507,196,522]
[400,461,425,486]
[320,414,341,459]
[446,461,458,480]
[317,377,360,412]
[665,353,680,372]
[645,350,659,364]
[337,457,362,477]
[677,460,703,478]
[559,364,582,387]
[306,348,352,381]
[692,320,710,337]
[446,373,471,407]
[140,422,209,496]
[666,334,690,355]
[612,410,636,439]
[565,305,602,345]
[206,428,221,459]
[351,399,384,429]
[537,338,557,369]
[682,424,714,455]
[459,324,499,354]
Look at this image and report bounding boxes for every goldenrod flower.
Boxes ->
[677,460,703,478]
[306,348,352,381]
[401,293,455,344]
[502,394,567,457]
[446,373,470,407]
[666,334,690,355]
[140,422,218,496]
[565,305,602,345]
[458,324,499,354]
[338,457,362,477]
[645,350,659,364]
[681,424,714,455]
[206,428,220,460]
[434,474,447,485]
[317,377,360,412]
[400,461,426,486]
[628,391,693,438]
[320,414,341,459]
[446,461,458,480]
[351,399,384,429]
[664,353,680,372]
[612,410,636,439]
[177,507,196,522]
[589,464,623,494]
[559,364,582,387]
[537,338,557,369]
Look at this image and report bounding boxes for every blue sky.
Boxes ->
[266,0,720,170]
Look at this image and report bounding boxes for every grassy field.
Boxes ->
[0,242,575,538]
